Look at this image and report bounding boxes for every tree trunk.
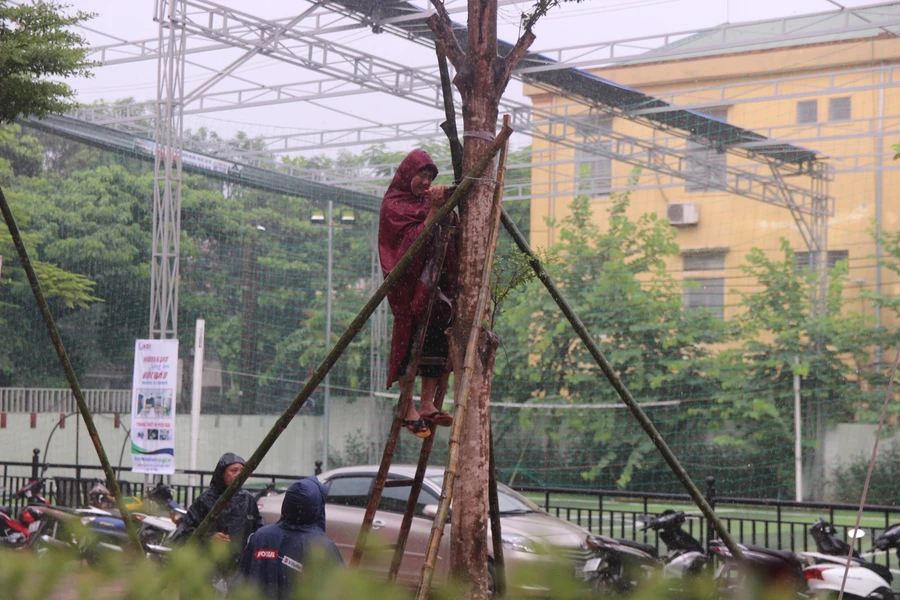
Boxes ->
[428,0,536,595]
[445,2,501,595]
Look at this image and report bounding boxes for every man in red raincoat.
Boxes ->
[378,149,458,438]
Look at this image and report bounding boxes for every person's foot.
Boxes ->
[403,418,431,438]
[421,410,453,427]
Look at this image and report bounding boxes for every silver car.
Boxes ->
[257,465,599,594]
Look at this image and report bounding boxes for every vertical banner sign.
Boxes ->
[131,339,179,474]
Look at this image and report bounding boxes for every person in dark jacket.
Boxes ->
[237,477,343,599]
[176,452,264,564]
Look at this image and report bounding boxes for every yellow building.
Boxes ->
[526,11,900,326]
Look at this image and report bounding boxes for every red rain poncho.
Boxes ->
[378,149,458,388]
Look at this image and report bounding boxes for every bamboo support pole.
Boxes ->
[416,116,511,600]
[498,207,744,560]
[352,227,452,568]
[488,413,507,596]
[191,124,514,542]
[486,134,510,597]
[0,185,142,552]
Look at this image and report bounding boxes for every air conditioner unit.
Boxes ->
[667,202,700,226]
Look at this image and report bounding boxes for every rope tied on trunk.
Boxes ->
[462,130,496,141]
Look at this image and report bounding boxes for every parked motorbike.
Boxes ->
[0,481,51,549]
[798,519,896,600]
[641,510,710,579]
[583,529,660,594]
[709,538,809,597]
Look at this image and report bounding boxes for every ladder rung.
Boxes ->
[383,479,415,488]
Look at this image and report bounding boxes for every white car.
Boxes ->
[257,465,600,594]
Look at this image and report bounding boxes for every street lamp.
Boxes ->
[312,201,355,472]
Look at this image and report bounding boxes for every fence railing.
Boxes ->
[0,452,306,516]
[517,483,900,572]
[4,456,899,572]
[0,388,131,413]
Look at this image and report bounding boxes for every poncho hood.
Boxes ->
[279,477,328,533]
[211,452,246,493]
[386,149,438,197]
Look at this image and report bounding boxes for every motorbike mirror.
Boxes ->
[847,528,867,539]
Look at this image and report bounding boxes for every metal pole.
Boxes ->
[794,356,802,502]
[323,200,333,472]
[875,70,884,373]
[190,319,205,485]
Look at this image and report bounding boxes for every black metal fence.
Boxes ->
[0,450,306,516]
[517,481,900,571]
[4,454,900,572]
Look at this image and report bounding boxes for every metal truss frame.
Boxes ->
[72,61,900,178]
[150,0,186,340]
[63,0,900,343]
[76,0,832,210]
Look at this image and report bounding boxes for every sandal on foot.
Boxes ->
[403,419,431,438]
[422,411,453,427]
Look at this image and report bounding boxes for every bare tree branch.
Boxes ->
[498,30,536,90]
[427,1,464,71]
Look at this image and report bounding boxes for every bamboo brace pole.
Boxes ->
[191,124,514,542]
[416,116,511,600]
[0,186,142,552]
[498,208,743,560]
[486,135,510,597]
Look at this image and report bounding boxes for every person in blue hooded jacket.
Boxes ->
[237,477,343,598]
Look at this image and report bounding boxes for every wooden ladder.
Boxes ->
[349,225,455,582]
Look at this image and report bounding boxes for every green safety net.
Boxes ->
[0,113,897,505]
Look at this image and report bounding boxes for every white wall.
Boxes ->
[0,395,394,482]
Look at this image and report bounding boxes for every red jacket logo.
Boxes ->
[255,549,277,560]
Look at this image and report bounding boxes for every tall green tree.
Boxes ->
[493,185,726,490]
[0,0,93,123]
[704,241,890,497]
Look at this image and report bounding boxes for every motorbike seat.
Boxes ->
[614,537,658,558]
[746,545,802,570]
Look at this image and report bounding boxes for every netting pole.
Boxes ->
[0,186,142,552]
[189,127,514,542]
[498,207,744,560]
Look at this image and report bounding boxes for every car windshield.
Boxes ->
[427,476,542,514]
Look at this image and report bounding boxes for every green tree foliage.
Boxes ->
[0,124,109,386]
[703,241,891,496]
[0,0,93,124]
[492,179,726,490]
[0,124,377,402]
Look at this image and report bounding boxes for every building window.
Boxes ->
[829,97,851,122]
[686,107,728,193]
[684,278,725,318]
[795,250,849,272]
[797,100,818,124]
[573,114,613,197]
[683,249,727,271]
